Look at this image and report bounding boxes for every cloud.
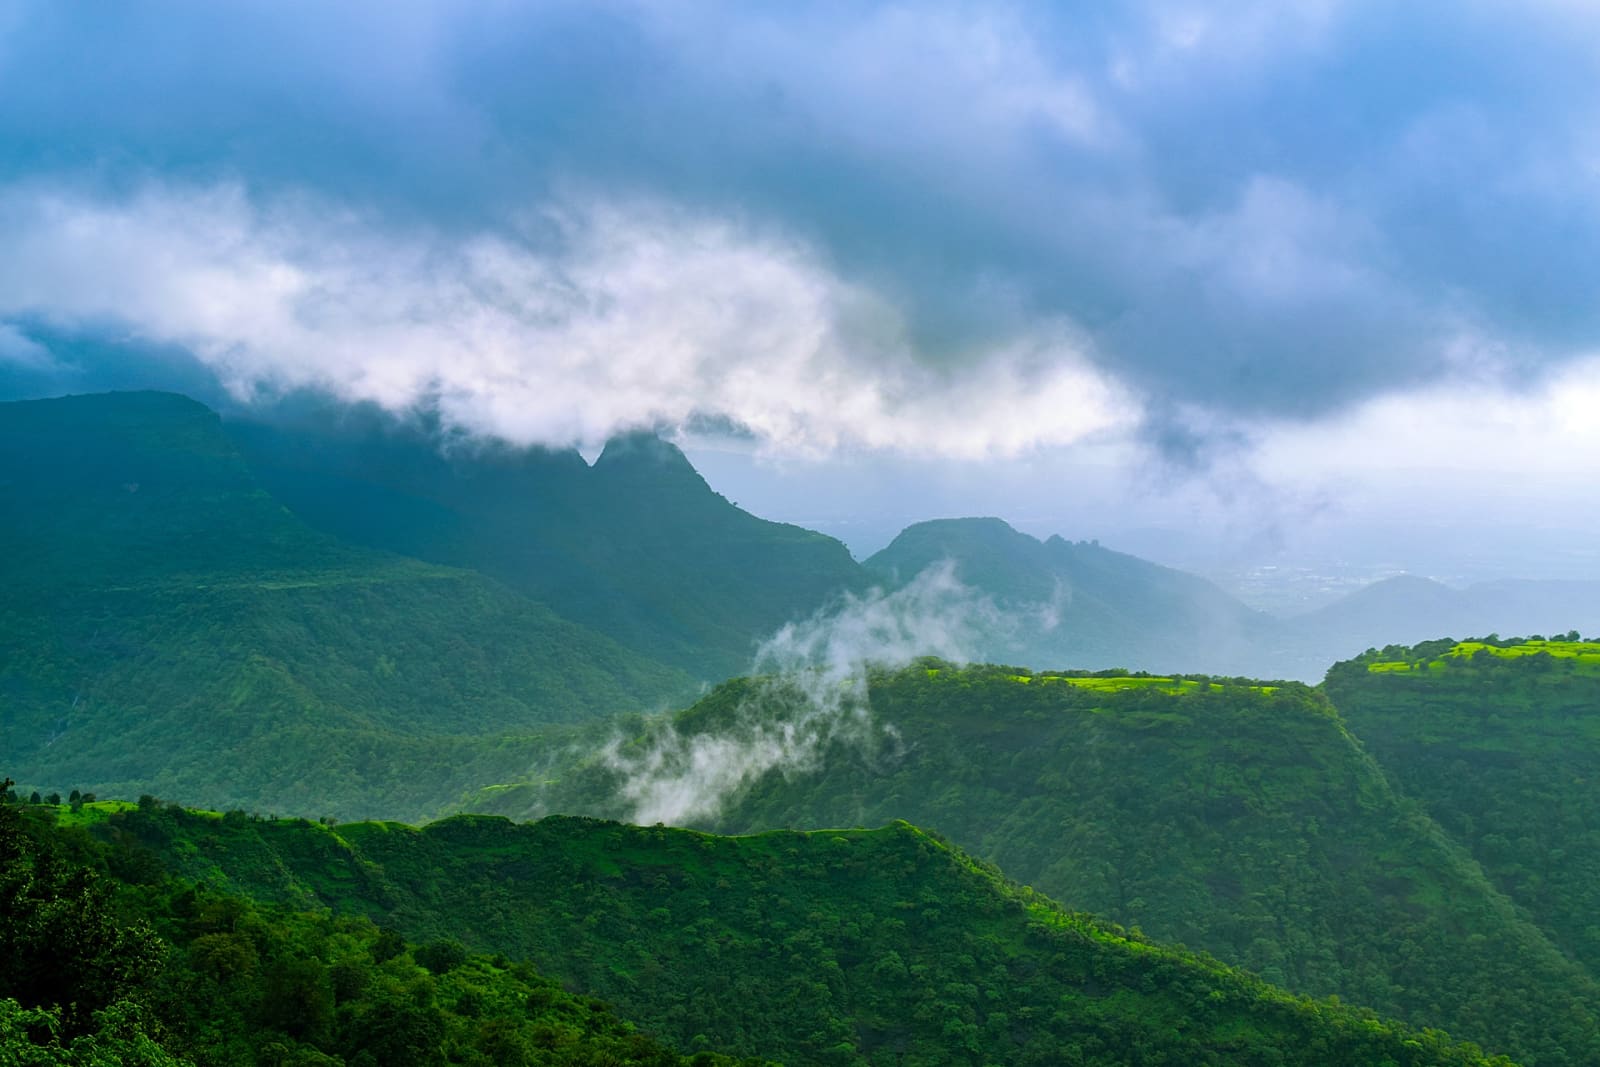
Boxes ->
[599,561,1005,825]
[0,180,1131,456]
[1252,354,1600,492]
[3,0,1600,465]
[0,324,52,370]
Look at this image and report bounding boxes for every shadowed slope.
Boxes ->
[0,392,692,819]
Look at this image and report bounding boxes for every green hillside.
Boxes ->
[43,796,1517,1066]
[229,417,868,681]
[0,797,763,1067]
[0,392,693,820]
[1326,638,1600,978]
[487,663,1599,1065]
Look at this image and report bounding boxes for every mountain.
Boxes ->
[228,414,868,681]
[486,663,1600,1065]
[48,797,1518,1067]
[0,392,694,820]
[1326,638,1600,980]
[864,518,1280,676]
[864,520,1600,680]
[1291,577,1600,662]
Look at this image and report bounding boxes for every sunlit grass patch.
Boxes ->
[1368,639,1600,674]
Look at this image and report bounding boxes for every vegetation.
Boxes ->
[8,393,1600,1062]
[0,392,694,821]
[484,662,1600,1065]
[230,419,868,682]
[1327,638,1600,979]
[0,792,765,1066]
[33,795,1520,1066]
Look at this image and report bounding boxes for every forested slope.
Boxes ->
[486,663,1600,1065]
[0,796,763,1066]
[230,417,867,681]
[0,392,693,820]
[1327,638,1600,979]
[49,797,1517,1067]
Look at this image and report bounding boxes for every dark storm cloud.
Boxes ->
[1,0,1597,442]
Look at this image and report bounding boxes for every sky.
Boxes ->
[2,1,1599,595]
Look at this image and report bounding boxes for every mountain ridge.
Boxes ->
[40,795,1521,1066]
[470,661,1600,1064]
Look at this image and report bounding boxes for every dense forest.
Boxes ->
[0,393,693,820]
[0,792,768,1066]
[229,417,867,682]
[1327,638,1600,979]
[0,792,1519,1067]
[471,662,1600,1065]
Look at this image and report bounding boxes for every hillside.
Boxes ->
[1326,638,1600,979]
[229,415,868,681]
[484,663,1600,1065]
[52,796,1518,1066]
[863,518,1279,676]
[0,392,694,820]
[0,797,765,1066]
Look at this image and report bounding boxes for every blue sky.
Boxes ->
[2,1,1599,578]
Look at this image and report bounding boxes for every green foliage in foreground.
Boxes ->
[499,662,1600,1065]
[82,798,1517,1067]
[0,799,760,1067]
[1328,639,1600,979]
[0,391,694,821]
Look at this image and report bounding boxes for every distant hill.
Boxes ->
[1289,576,1600,663]
[229,415,868,681]
[0,392,693,819]
[864,519,1600,680]
[64,798,1518,1067]
[484,662,1599,1065]
[864,518,1278,676]
[1327,638,1600,981]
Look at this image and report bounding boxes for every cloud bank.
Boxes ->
[4,0,1600,467]
[0,182,1128,457]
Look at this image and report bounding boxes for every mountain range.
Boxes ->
[6,389,1600,1063]
[467,661,1600,1065]
[6,390,1599,821]
[9,795,1518,1066]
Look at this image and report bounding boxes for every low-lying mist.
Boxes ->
[595,560,1038,826]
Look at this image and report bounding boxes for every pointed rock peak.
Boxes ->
[591,430,711,494]
[594,430,694,471]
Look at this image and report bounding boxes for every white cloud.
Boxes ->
[1253,355,1600,484]
[0,180,1134,457]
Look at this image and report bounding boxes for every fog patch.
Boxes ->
[600,560,1034,826]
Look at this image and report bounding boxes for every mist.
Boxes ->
[598,561,1023,826]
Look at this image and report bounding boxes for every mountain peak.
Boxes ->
[593,431,700,479]
[594,429,682,462]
